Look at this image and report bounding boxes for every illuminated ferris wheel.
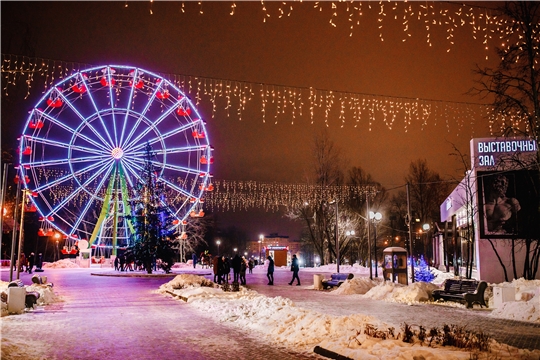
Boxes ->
[17,65,213,254]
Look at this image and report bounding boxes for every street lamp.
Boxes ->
[233,247,237,253]
[216,239,221,256]
[259,234,264,263]
[329,199,339,273]
[369,211,382,278]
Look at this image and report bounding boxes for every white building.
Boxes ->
[438,137,539,283]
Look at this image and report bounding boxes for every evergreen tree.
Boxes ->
[414,255,435,283]
[128,143,179,274]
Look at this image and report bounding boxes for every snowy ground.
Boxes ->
[2,261,540,359]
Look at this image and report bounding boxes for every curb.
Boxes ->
[313,346,352,360]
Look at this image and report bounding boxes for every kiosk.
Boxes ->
[382,247,408,285]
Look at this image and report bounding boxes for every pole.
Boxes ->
[373,222,378,278]
[366,195,372,280]
[9,178,21,282]
[335,199,339,274]
[0,163,8,246]
[406,182,415,283]
[16,190,27,280]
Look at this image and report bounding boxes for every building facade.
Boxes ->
[438,137,539,283]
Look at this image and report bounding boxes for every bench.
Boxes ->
[322,273,354,289]
[8,280,41,309]
[432,279,488,308]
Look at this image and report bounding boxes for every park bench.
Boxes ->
[322,273,354,289]
[7,279,41,309]
[432,279,488,309]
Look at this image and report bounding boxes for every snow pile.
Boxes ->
[42,259,80,269]
[489,278,540,323]
[332,277,380,295]
[0,280,62,317]
[363,281,439,304]
[161,275,540,359]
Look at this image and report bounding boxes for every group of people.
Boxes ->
[18,252,42,274]
[212,254,253,285]
[264,254,300,286]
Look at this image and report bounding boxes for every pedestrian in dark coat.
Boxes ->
[266,255,275,285]
[231,254,242,283]
[240,257,247,285]
[248,259,254,274]
[114,256,119,271]
[213,255,223,284]
[289,254,301,286]
[192,253,198,268]
[27,252,35,274]
[222,257,231,283]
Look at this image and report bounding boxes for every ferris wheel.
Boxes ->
[17,65,213,254]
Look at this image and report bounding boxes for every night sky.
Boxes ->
[1,1,501,242]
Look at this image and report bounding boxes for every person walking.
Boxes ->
[231,253,242,283]
[222,257,231,283]
[248,258,254,274]
[266,255,274,285]
[213,255,222,284]
[239,256,247,285]
[289,254,301,286]
[27,252,35,274]
[192,253,198,269]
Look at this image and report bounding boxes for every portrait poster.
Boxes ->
[477,170,539,239]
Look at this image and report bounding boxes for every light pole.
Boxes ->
[329,199,339,273]
[259,234,263,263]
[216,239,221,256]
[369,211,382,278]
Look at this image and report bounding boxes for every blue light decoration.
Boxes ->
[414,255,435,283]
[17,65,213,254]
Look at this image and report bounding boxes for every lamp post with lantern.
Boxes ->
[216,239,221,257]
[369,211,382,278]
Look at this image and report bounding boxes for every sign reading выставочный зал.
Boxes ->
[471,137,539,239]
[471,137,537,169]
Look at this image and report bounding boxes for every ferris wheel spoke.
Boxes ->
[57,91,113,149]
[22,154,110,168]
[122,102,180,153]
[25,135,108,156]
[69,167,113,233]
[127,145,206,159]
[121,159,145,186]
[121,84,160,148]
[49,162,114,218]
[36,110,106,151]
[34,157,112,193]
[105,67,119,147]
[119,69,139,146]
[126,121,197,154]
[160,177,193,199]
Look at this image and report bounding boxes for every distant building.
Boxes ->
[246,233,303,267]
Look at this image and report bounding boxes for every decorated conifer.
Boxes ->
[128,143,179,274]
[414,255,435,283]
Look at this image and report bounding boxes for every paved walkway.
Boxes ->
[2,266,540,360]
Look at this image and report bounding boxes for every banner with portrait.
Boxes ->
[477,170,540,239]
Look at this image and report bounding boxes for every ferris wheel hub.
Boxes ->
[111,147,124,159]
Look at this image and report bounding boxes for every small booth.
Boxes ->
[382,247,408,285]
[264,245,289,267]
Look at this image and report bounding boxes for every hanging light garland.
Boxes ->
[2,54,491,133]
[20,167,376,213]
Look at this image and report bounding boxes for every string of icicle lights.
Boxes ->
[150,1,518,56]
[21,168,376,213]
[2,54,492,133]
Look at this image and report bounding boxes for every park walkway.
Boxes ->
[2,266,540,360]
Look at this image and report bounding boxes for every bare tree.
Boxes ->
[287,128,346,265]
[405,159,452,262]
